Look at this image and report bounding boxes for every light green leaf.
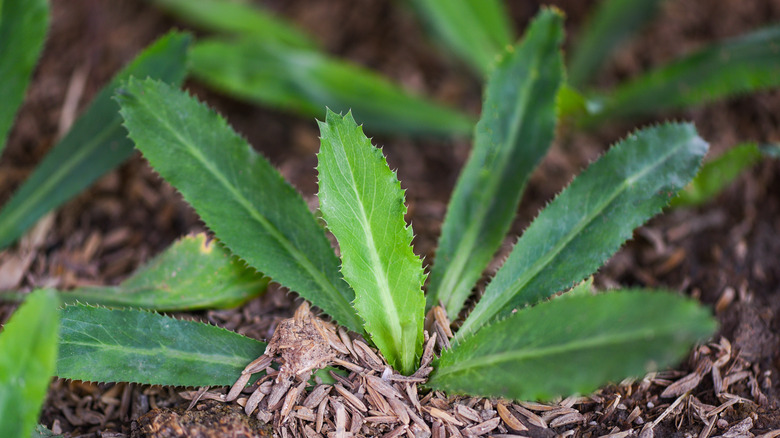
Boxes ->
[317,110,426,375]
[408,0,513,76]
[56,304,266,387]
[457,123,708,340]
[0,31,190,250]
[671,143,762,208]
[568,0,665,88]
[0,289,59,438]
[0,0,49,154]
[589,24,780,122]
[57,233,268,311]
[427,9,564,319]
[116,78,363,333]
[146,0,315,49]
[429,290,716,400]
[189,38,474,136]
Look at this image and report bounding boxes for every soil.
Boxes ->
[1,0,780,436]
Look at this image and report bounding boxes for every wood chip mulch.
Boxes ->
[155,302,780,438]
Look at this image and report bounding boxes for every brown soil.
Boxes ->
[1,0,780,436]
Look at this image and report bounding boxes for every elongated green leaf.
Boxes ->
[457,123,708,340]
[0,32,190,250]
[146,0,315,49]
[671,143,762,208]
[57,233,268,311]
[0,289,59,438]
[57,305,265,386]
[189,38,474,136]
[429,290,716,400]
[317,110,426,374]
[408,0,513,76]
[0,0,49,154]
[589,24,780,123]
[427,10,564,319]
[568,0,664,88]
[116,78,362,333]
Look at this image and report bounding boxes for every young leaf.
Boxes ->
[116,78,363,333]
[568,0,665,88]
[457,123,708,340]
[408,0,513,76]
[56,234,269,311]
[0,289,59,438]
[0,0,49,153]
[428,290,716,400]
[589,24,780,123]
[671,143,761,208]
[146,0,315,49]
[317,110,426,374]
[427,9,564,319]
[57,305,266,387]
[189,38,474,136]
[0,31,190,249]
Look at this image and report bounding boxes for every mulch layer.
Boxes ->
[1,0,780,437]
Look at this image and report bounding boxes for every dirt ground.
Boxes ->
[1,0,780,436]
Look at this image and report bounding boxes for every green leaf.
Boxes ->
[568,0,665,88]
[408,0,513,76]
[57,233,269,311]
[0,289,59,438]
[589,24,780,122]
[0,0,49,154]
[146,0,315,49]
[429,290,716,400]
[189,38,474,136]
[427,9,564,319]
[0,31,190,250]
[457,123,708,340]
[32,424,64,438]
[317,110,426,374]
[116,78,363,333]
[57,304,266,387]
[671,143,762,208]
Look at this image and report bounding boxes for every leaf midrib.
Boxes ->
[457,136,688,339]
[437,325,667,379]
[141,99,354,320]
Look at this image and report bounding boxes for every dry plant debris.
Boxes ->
[169,304,779,438]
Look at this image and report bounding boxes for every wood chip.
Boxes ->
[334,383,368,412]
[354,340,385,371]
[387,397,410,425]
[383,425,408,438]
[304,385,333,409]
[722,370,750,389]
[243,354,273,374]
[431,306,453,338]
[226,372,251,402]
[294,406,317,422]
[549,411,585,428]
[244,384,266,416]
[497,403,527,432]
[333,358,365,373]
[462,417,500,436]
[366,375,404,400]
[427,407,463,426]
[454,404,482,424]
[281,381,307,421]
[712,417,752,438]
[317,397,328,433]
[332,398,349,438]
[365,416,399,424]
[661,372,702,398]
[511,404,548,428]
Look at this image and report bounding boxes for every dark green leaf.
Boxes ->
[317,110,425,374]
[568,0,665,88]
[590,25,780,122]
[147,0,315,49]
[58,233,269,311]
[0,31,190,249]
[0,0,49,153]
[408,0,513,76]
[189,38,474,136]
[457,123,708,340]
[427,9,564,319]
[57,305,266,387]
[671,143,762,208]
[0,289,59,438]
[116,78,363,333]
[429,290,716,400]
